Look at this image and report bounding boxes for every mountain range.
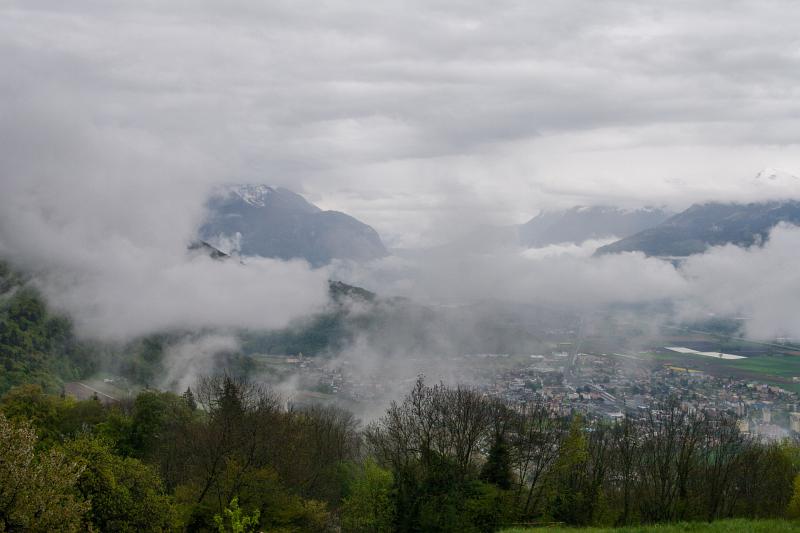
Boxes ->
[199,185,387,267]
[518,206,672,247]
[197,174,800,265]
[595,200,800,257]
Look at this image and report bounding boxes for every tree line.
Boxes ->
[1,376,800,532]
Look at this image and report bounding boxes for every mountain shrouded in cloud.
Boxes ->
[518,206,672,247]
[4,3,800,529]
[4,1,800,243]
[2,2,800,345]
[0,104,330,341]
[596,200,800,257]
[199,185,387,266]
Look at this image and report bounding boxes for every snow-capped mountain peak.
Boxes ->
[230,184,275,207]
[754,167,799,186]
[200,184,387,266]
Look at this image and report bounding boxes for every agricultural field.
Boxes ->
[634,349,800,393]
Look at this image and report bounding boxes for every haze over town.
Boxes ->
[2,3,800,531]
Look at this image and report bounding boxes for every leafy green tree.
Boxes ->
[178,463,332,532]
[787,472,800,519]
[341,459,394,533]
[66,435,176,532]
[0,385,63,444]
[546,415,591,525]
[413,458,512,533]
[0,385,107,448]
[214,497,260,533]
[97,406,136,455]
[414,453,469,532]
[104,390,191,460]
[462,480,514,533]
[128,390,172,457]
[0,414,88,531]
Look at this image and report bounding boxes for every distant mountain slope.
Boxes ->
[518,206,672,247]
[241,278,577,359]
[187,240,230,260]
[595,200,800,257]
[0,261,98,395]
[199,185,387,266]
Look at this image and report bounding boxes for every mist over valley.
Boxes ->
[3,2,800,530]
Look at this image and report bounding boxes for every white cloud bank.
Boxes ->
[3,1,800,246]
[681,223,800,340]
[336,224,800,341]
[0,83,329,341]
[2,1,800,345]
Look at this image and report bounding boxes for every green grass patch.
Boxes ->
[728,356,800,378]
[637,351,800,387]
[501,518,800,532]
[761,380,800,394]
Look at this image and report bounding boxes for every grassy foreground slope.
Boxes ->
[502,518,800,533]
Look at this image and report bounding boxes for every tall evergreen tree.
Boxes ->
[481,432,513,490]
[182,387,197,411]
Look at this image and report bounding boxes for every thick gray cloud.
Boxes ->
[2,1,800,344]
[333,238,687,306]
[680,224,800,340]
[3,1,800,247]
[334,224,800,341]
[0,38,330,340]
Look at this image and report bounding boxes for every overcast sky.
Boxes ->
[3,1,800,247]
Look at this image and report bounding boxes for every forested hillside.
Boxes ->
[2,268,800,531]
[1,377,800,532]
[595,201,800,256]
[0,262,98,394]
[0,262,182,395]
